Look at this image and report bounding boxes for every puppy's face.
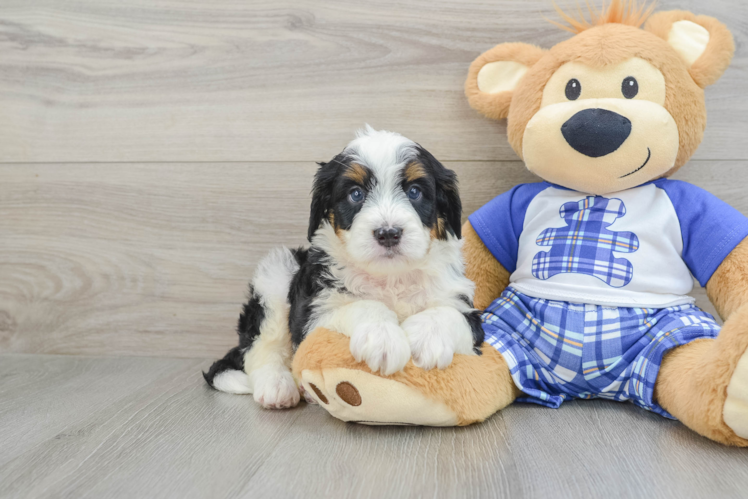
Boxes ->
[308,128,462,274]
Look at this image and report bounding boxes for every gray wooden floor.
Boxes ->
[1,353,747,498]
[1,0,747,497]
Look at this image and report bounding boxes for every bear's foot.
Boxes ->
[300,367,459,425]
[656,305,748,446]
[724,346,748,439]
[292,327,520,426]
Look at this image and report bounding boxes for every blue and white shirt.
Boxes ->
[469,180,748,308]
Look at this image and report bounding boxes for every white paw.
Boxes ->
[250,366,300,410]
[349,321,411,375]
[402,307,474,370]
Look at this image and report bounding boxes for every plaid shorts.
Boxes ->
[482,287,721,418]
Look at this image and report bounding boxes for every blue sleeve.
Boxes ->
[467,182,549,273]
[658,179,748,287]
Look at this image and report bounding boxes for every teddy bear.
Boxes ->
[291,0,748,446]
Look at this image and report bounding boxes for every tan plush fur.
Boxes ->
[463,220,510,310]
[706,237,748,321]
[293,328,520,425]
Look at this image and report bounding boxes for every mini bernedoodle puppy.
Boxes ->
[204,126,484,409]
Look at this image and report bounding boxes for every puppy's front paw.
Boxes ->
[349,322,410,375]
[251,366,300,409]
[403,308,474,370]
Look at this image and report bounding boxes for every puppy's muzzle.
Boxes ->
[561,108,631,158]
[374,227,403,248]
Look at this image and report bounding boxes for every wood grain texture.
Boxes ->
[0,355,204,470]
[1,353,747,498]
[2,161,741,358]
[0,354,300,498]
[0,0,746,163]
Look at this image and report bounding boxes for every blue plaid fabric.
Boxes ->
[482,287,720,418]
[532,196,640,288]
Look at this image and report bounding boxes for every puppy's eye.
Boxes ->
[565,79,581,100]
[407,186,422,201]
[348,187,364,203]
[622,76,638,99]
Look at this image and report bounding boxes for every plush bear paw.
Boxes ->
[299,367,459,426]
[724,346,748,439]
[349,321,411,375]
[250,366,300,409]
[292,328,520,427]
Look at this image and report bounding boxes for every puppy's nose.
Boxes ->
[561,108,631,158]
[374,227,403,248]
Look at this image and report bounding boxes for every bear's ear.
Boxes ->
[645,11,734,88]
[465,42,546,120]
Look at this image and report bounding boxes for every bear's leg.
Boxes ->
[293,328,520,426]
[655,305,748,446]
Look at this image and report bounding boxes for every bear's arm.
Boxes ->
[462,220,510,311]
[706,236,748,321]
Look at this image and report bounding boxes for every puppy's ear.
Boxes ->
[645,11,734,88]
[308,159,340,241]
[417,147,462,239]
[436,168,462,239]
[465,42,546,120]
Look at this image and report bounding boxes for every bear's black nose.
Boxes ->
[561,108,631,158]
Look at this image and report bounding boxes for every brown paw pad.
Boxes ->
[336,381,361,406]
[308,383,328,404]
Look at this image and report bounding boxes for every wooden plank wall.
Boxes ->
[1,0,746,358]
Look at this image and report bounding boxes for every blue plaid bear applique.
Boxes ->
[531,196,639,288]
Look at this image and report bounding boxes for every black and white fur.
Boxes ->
[204,126,484,409]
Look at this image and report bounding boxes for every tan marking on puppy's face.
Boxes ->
[404,162,427,183]
[343,163,368,185]
[405,162,447,241]
[328,212,345,241]
[522,57,679,194]
[430,217,446,241]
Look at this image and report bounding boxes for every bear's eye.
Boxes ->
[622,76,638,99]
[565,79,581,100]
